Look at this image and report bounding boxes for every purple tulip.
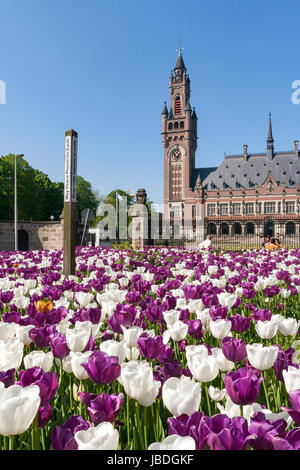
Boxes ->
[0,291,14,304]
[81,350,121,385]
[271,428,300,450]
[29,325,57,348]
[252,308,272,323]
[209,305,228,320]
[229,314,251,333]
[249,412,287,450]
[18,367,58,406]
[281,390,300,425]
[51,415,91,450]
[137,333,164,360]
[50,334,70,358]
[38,404,53,428]
[0,369,15,388]
[222,337,247,363]
[204,414,253,450]
[168,412,209,450]
[156,344,174,363]
[78,391,124,425]
[224,367,263,405]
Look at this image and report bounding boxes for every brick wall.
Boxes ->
[0,220,63,251]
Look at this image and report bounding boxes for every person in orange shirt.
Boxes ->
[266,238,278,251]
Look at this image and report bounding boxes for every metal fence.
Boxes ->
[154,217,300,250]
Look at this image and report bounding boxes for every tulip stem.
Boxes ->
[9,435,14,451]
[204,383,212,416]
[262,371,270,409]
[126,395,130,446]
[69,374,73,411]
[31,413,40,450]
[135,402,145,449]
[143,406,148,449]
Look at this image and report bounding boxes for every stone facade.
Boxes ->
[0,220,64,251]
[162,52,300,240]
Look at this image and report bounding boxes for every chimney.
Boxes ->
[243,144,248,159]
[295,140,299,157]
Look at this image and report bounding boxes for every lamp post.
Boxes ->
[14,154,24,251]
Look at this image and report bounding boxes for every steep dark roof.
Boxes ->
[191,167,217,189]
[200,152,300,190]
[174,52,186,70]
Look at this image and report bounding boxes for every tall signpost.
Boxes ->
[63,129,78,276]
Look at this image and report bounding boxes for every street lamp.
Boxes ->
[14,154,24,251]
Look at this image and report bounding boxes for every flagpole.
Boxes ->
[116,191,118,242]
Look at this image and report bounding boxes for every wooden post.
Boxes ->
[63,129,78,276]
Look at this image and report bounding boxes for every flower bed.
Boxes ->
[0,245,299,450]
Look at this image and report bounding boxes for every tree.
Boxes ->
[0,155,100,223]
[76,175,100,222]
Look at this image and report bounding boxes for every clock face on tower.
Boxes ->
[172,148,182,161]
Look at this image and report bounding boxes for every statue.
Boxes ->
[136,188,147,205]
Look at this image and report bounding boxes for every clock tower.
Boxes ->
[162,50,198,219]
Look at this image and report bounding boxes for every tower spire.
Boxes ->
[175,40,186,70]
[267,112,274,144]
[266,112,274,160]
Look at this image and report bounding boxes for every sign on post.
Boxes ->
[63,129,78,276]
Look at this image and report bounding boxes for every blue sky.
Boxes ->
[0,0,299,206]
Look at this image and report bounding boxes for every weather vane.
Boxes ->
[176,37,184,55]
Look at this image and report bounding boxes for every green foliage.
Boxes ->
[0,154,99,222]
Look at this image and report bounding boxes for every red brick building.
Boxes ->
[162,51,300,242]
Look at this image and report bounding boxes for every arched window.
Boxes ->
[175,96,181,115]
[233,223,242,235]
[246,222,255,235]
[174,122,179,129]
[168,122,173,130]
[220,223,229,235]
[286,222,296,235]
[207,223,216,235]
[180,121,184,129]
[18,229,29,251]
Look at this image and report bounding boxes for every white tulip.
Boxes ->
[121,326,144,348]
[196,308,211,328]
[15,325,34,346]
[75,292,94,308]
[246,343,279,370]
[283,366,300,393]
[278,318,299,336]
[185,345,208,363]
[100,340,126,364]
[208,386,226,402]
[163,310,180,327]
[0,338,24,372]
[217,292,237,310]
[188,353,219,382]
[167,320,188,342]
[14,296,30,310]
[0,384,40,436]
[70,351,93,380]
[0,323,17,342]
[211,348,234,372]
[75,422,119,450]
[255,320,278,339]
[162,376,201,417]
[118,361,160,407]
[55,354,73,373]
[148,435,196,450]
[24,350,53,372]
[66,325,91,352]
[124,345,140,361]
[209,319,231,340]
